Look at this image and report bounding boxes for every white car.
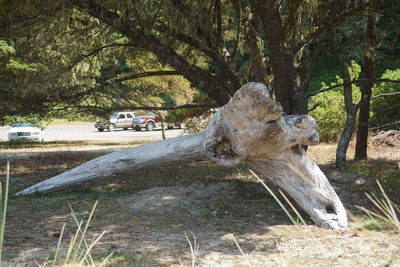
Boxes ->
[8,122,44,142]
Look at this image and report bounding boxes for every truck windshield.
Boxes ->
[109,114,118,119]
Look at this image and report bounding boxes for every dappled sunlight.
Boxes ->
[308,142,400,164]
[2,145,400,265]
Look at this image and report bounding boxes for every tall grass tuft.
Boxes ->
[44,201,111,266]
[179,231,199,267]
[249,169,307,226]
[0,162,10,263]
[356,180,400,232]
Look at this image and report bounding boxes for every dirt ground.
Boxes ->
[0,141,399,266]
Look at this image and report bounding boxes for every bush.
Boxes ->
[310,61,361,142]
[370,69,400,129]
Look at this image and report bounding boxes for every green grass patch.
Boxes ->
[362,219,384,231]
[353,216,394,232]
[95,252,155,266]
[346,160,400,194]
[0,140,151,149]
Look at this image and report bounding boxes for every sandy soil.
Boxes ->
[1,141,399,266]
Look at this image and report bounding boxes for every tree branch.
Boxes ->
[307,102,322,113]
[72,0,232,105]
[375,78,400,83]
[229,0,242,59]
[294,3,369,52]
[308,79,400,97]
[156,23,219,60]
[108,70,181,83]
[68,43,134,69]
[370,121,400,131]
[114,102,218,111]
[58,102,218,115]
[307,81,355,97]
[372,91,400,99]
[300,38,324,92]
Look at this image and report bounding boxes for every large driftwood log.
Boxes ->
[16,83,348,229]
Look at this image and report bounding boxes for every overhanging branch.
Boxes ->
[370,121,400,131]
[372,91,400,99]
[294,3,369,52]
[68,43,135,69]
[308,78,400,98]
[109,102,219,111]
[55,102,219,115]
[109,70,181,83]
[307,102,322,113]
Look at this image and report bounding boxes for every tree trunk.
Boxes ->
[161,121,166,140]
[17,82,348,229]
[329,37,358,170]
[336,107,357,170]
[247,16,269,86]
[249,0,294,113]
[249,0,307,115]
[355,10,376,160]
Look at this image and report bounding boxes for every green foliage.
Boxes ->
[310,61,361,142]
[357,180,400,233]
[359,217,384,231]
[6,58,48,73]
[95,252,153,266]
[0,40,15,55]
[311,90,345,142]
[307,67,340,93]
[165,92,213,124]
[1,115,48,129]
[370,69,400,129]
[0,0,399,127]
[346,160,400,194]
[374,2,400,74]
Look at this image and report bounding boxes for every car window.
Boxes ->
[12,122,34,127]
[110,114,118,119]
[126,114,133,118]
[118,114,126,119]
[145,112,156,116]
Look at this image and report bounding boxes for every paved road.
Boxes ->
[0,124,184,142]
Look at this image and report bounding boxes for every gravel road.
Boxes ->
[0,124,184,142]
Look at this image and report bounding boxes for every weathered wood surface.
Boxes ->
[16,82,348,229]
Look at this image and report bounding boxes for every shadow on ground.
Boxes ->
[0,147,399,266]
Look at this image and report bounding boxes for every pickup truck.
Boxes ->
[132,112,182,131]
[132,112,161,131]
[94,112,135,132]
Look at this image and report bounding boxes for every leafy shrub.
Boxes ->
[370,68,400,129]
[310,61,361,142]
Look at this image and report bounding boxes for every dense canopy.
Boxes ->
[0,0,399,130]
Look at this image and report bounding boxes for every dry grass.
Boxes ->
[308,141,400,163]
[0,142,399,266]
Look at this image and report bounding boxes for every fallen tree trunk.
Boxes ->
[16,82,348,229]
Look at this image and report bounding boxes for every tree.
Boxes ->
[0,0,373,120]
[329,37,360,170]
[355,0,400,159]
[1,0,398,169]
[249,0,371,114]
[355,3,376,160]
[370,69,400,130]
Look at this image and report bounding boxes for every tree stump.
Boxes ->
[16,82,347,229]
